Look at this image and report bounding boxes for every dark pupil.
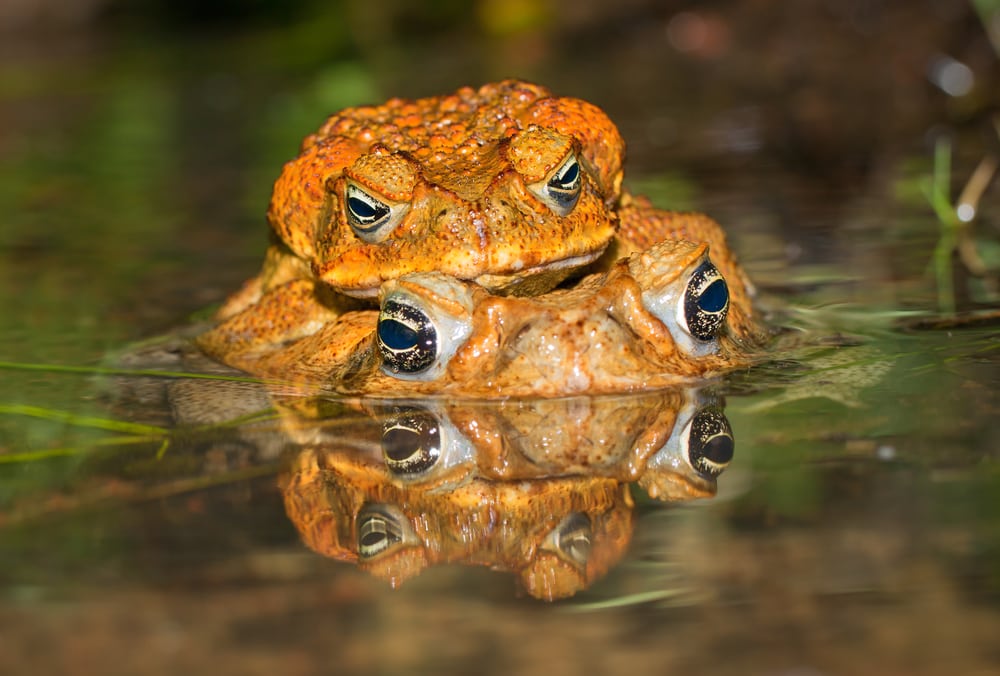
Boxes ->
[359,528,386,548]
[348,195,389,223]
[381,411,442,475]
[382,426,421,461]
[378,318,418,351]
[378,300,437,374]
[688,408,735,478]
[551,159,579,189]
[701,434,734,466]
[698,279,729,313]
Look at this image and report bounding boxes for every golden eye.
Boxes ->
[346,184,389,226]
[554,512,592,567]
[377,273,475,382]
[527,152,583,216]
[635,247,730,358]
[356,504,406,559]
[344,182,410,243]
[542,512,593,568]
[381,410,441,476]
[545,154,581,208]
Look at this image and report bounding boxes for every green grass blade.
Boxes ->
[0,404,166,435]
[0,360,268,384]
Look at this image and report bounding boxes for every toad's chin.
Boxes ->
[340,248,608,300]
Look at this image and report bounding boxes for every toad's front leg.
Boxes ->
[195,277,345,373]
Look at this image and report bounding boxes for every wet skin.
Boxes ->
[209,239,755,397]
[196,81,761,376]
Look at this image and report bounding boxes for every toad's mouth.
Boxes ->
[341,248,607,299]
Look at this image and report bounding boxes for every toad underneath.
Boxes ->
[215,239,750,396]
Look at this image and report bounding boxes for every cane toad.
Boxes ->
[201,81,625,357]
[285,449,633,600]
[198,80,761,368]
[213,238,754,397]
[199,80,749,370]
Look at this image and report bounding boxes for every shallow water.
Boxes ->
[2,2,1000,674]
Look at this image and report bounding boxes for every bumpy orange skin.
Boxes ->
[210,240,756,397]
[267,79,625,295]
[198,81,762,380]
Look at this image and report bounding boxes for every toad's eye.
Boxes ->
[683,261,729,342]
[381,410,441,476]
[347,186,389,224]
[377,274,475,382]
[344,183,409,243]
[640,396,735,499]
[684,407,734,478]
[376,404,477,483]
[528,152,583,216]
[377,300,436,375]
[544,512,593,569]
[636,250,730,358]
[356,504,407,559]
[548,154,581,196]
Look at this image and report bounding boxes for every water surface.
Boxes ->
[2,3,999,674]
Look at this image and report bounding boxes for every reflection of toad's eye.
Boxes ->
[528,152,583,216]
[685,408,734,477]
[377,300,437,375]
[344,183,409,243]
[683,261,729,342]
[552,512,593,567]
[381,411,441,476]
[356,504,405,559]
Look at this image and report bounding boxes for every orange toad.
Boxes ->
[212,238,753,396]
[198,81,761,380]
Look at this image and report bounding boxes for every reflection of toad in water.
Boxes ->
[107,338,734,600]
[279,388,734,600]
